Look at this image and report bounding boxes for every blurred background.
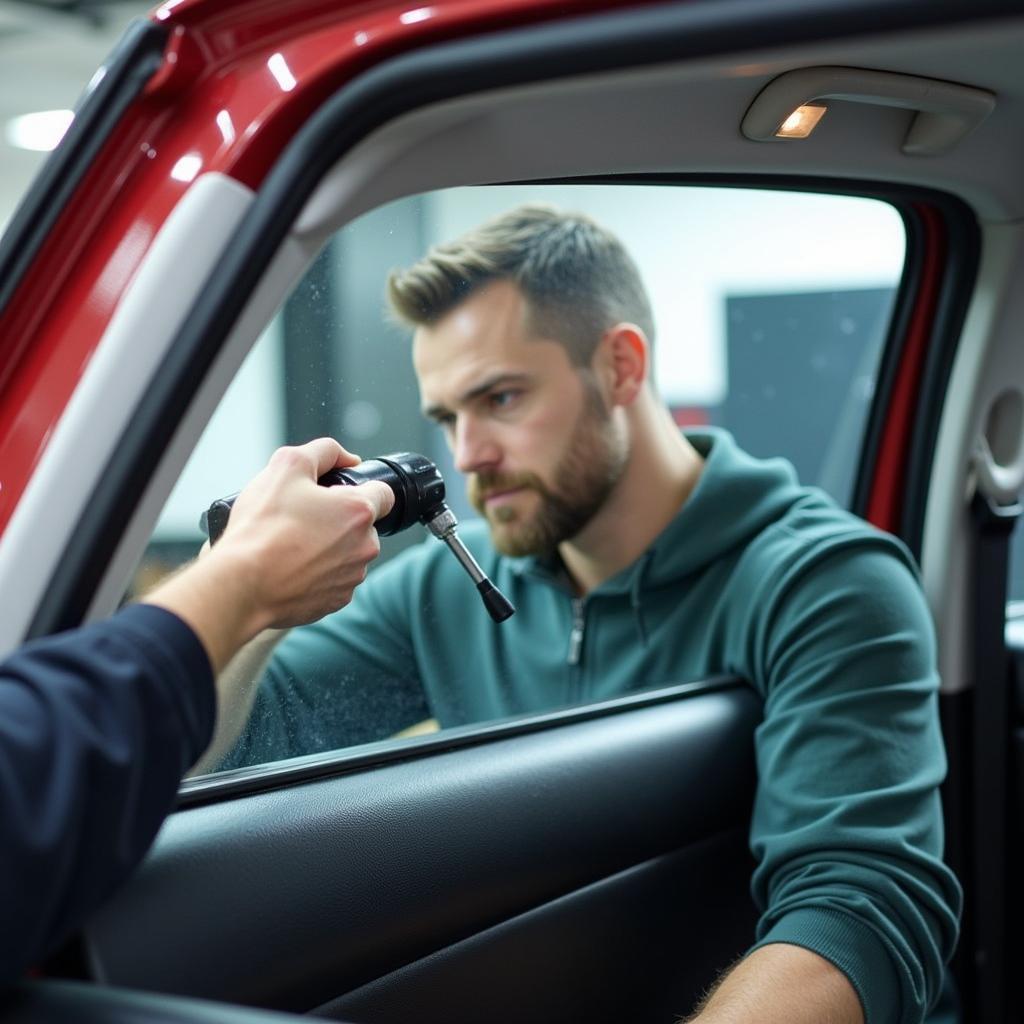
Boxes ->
[0,1,148,231]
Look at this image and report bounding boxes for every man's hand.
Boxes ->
[145,438,394,673]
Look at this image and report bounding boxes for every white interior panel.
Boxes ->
[922,221,1024,694]
[86,232,319,624]
[0,173,255,654]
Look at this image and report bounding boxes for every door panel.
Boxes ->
[85,684,760,1021]
[319,835,755,1024]
[1,980,310,1024]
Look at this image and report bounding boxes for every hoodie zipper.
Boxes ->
[567,597,585,666]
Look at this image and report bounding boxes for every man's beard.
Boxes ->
[467,380,628,558]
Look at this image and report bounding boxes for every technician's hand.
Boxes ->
[216,438,394,629]
[146,438,393,673]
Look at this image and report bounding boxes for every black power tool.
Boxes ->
[200,452,514,623]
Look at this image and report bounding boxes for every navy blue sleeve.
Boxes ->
[0,604,215,984]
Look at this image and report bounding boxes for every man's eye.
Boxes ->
[489,390,521,410]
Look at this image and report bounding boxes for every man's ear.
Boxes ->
[596,323,649,407]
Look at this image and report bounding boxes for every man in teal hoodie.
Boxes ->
[202,206,960,1024]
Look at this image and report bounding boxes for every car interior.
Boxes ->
[2,1,1024,1022]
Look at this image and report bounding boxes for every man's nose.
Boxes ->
[453,417,501,475]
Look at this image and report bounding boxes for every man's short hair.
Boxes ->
[387,204,656,367]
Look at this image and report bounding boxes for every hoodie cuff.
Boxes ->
[751,907,900,1024]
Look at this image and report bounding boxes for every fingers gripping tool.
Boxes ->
[200,452,515,623]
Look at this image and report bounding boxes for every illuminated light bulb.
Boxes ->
[775,103,827,139]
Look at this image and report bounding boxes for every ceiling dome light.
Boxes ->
[776,103,827,139]
[742,67,994,156]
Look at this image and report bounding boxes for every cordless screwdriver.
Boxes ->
[200,452,515,623]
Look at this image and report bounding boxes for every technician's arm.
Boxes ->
[0,604,213,987]
[0,438,393,984]
[687,944,863,1024]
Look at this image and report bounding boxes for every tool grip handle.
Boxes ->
[199,453,444,544]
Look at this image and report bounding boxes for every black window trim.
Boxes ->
[178,674,751,807]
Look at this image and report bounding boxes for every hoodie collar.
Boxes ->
[511,427,809,595]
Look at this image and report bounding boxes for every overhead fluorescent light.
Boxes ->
[5,109,74,152]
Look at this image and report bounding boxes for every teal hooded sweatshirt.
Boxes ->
[226,428,961,1024]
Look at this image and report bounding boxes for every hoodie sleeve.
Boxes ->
[746,532,961,1024]
[0,604,215,984]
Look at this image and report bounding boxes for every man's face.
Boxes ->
[413,279,628,557]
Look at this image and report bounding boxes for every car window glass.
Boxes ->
[131,183,906,776]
